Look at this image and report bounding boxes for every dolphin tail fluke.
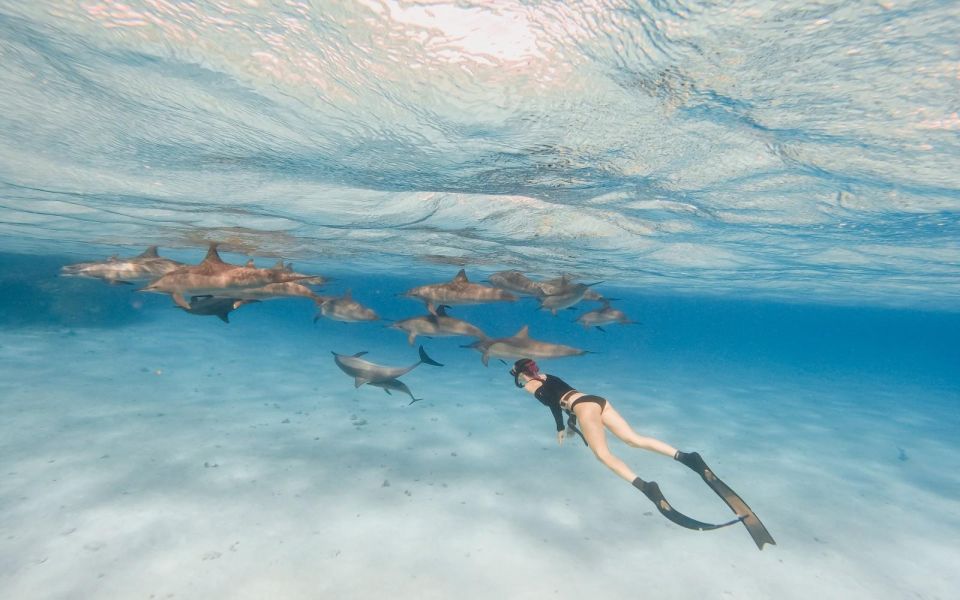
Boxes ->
[418,345,444,367]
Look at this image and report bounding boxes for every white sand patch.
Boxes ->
[1,317,958,600]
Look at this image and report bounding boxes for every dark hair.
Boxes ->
[510,358,539,388]
[513,358,538,374]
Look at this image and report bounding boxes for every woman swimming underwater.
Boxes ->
[509,358,775,550]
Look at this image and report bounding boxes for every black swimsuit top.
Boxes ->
[534,375,576,432]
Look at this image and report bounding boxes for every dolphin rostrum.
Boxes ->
[331,345,443,388]
[178,296,260,323]
[368,379,424,405]
[61,246,183,285]
[141,244,313,309]
[313,290,378,322]
[462,325,587,366]
[576,301,637,331]
[389,304,486,345]
[404,269,517,306]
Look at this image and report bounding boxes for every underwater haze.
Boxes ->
[1,1,959,599]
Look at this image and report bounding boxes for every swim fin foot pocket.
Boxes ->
[674,451,777,551]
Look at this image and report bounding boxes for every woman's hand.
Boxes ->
[557,430,566,446]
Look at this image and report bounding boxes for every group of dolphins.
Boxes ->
[61,244,637,403]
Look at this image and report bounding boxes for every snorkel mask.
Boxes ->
[510,358,538,388]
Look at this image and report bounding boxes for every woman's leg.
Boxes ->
[574,402,637,482]
[600,402,678,458]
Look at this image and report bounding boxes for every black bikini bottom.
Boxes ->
[570,394,608,411]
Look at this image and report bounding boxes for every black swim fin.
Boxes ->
[675,452,776,550]
[565,414,588,447]
[632,477,745,531]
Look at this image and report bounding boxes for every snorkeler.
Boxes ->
[509,358,775,550]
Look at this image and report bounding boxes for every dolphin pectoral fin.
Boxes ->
[407,333,416,345]
[596,326,606,333]
[551,309,558,316]
[354,377,370,388]
[108,280,134,286]
[498,359,508,365]
[353,351,369,357]
[566,307,577,311]
[171,292,190,309]
[383,388,392,395]
[217,313,230,324]
[481,352,490,367]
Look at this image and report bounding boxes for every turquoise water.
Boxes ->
[1,2,959,599]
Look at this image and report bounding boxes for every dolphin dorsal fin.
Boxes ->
[515,325,530,338]
[353,351,368,357]
[452,269,468,283]
[202,243,226,265]
[139,246,159,258]
[245,259,255,268]
[436,304,449,317]
[273,260,284,270]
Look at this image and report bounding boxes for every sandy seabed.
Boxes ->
[1,308,958,600]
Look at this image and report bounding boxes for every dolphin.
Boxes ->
[462,325,587,366]
[141,244,313,309]
[178,296,260,323]
[538,281,602,315]
[218,281,326,302]
[313,290,378,322]
[368,379,424,405]
[539,275,606,301]
[404,269,517,306]
[331,345,443,387]
[389,304,486,345]
[576,301,637,331]
[487,270,545,297]
[61,246,183,285]
[271,260,328,286]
